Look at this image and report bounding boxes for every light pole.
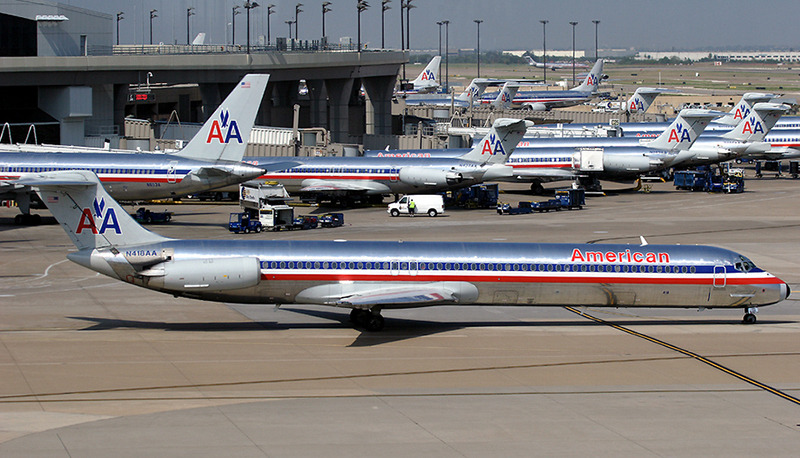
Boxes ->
[436,21,443,57]
[381,0,390,49]
[149,9,157,45]
[186,7,195,45]
[244,1,260,53]
[286,20,294,39]
[592,19,600,60]
[295,3,302,40]
[357,0,369,52]
[474,19,483,78]
[442,20,449,93]
[322,2,332,39]
[400,0,405,80]
[539,20,548,84]
[405,0,414,51]
[267,4,275,44]
[116,12,123,46]
[232,6,240,45]
[569,21,578,86]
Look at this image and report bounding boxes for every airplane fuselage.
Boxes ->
[0,151,264,200]
[245,155,502,195]
[79,240,788,311]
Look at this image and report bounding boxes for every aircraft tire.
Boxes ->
[364,314,385,332]
[350,309,369,326]
[743,313,757,324]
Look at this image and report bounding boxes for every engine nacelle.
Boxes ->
[398,167,464,187]
[140,257,261,292]
[603,152,659,176]
[525,102,549,111]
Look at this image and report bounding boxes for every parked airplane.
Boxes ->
[525,55,587,70]
[0,74,270,224]
[624,87,673,114]
[397,56,442,94]
[402,77,497,107]
[244,118,530,204]
[366,109,721,192]
[20,169,789,331]
[480,59,604,110]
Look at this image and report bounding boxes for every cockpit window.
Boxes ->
[734,256,756,272]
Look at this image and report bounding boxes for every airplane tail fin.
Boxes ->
[573,59,603,92]
[458,118,530,165]
[525,55,538,66]
[491,82,520,109]
[646,109,723,152]
[722,102,789,142]
[174,74,269,163]
[715,92,777,126]
[455,78,493,104]
[411,56,442,90]
[18,170,167,251]
[626,87,669,114]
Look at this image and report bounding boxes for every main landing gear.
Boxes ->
[350,308,385,332]
[742,307,758,324]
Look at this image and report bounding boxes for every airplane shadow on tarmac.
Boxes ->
[68,307,795,347]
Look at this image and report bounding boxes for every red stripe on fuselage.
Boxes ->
[260,272,783,286]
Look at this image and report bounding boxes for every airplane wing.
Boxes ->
[295,282,476,309]
[298,179,392,194]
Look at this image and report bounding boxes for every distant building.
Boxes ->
[0,0,112,57]
[636,51,800,62]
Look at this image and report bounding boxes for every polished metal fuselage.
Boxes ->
[0,152,264,200]
[86,240,788,311]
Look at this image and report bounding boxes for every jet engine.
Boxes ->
[524,102,549,111]
[139,257,261,292]
[603,152,662,176]
[398,167,465,187]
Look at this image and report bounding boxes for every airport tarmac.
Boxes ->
[1,176,800,456]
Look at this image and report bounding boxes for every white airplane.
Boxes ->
[398,56,442,94]
[0,74,270,224]
[525,55,587,70]
[18,169,789,330]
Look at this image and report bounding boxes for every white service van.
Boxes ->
[388,195,444,217]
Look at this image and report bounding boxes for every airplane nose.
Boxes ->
[782,283,791,301]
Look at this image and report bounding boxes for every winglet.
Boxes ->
[174,74,269,163]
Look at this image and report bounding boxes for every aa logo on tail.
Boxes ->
[741,116,764,135]
[733,105,751,120]
[480,134,507,155]
[629,98,644,112]
[420,69,436,82]
[206,109,243,144]
[77,198,121,235]
[586,74,600,87]
[667,123,692,143]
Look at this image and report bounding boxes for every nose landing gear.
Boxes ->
[742,307,759,324]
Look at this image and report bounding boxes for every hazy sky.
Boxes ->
[61,0,800,52]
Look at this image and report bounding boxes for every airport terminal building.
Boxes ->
[0,0,405,150]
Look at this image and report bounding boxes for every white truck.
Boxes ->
[388,194,444,217]
[239,183,294,231]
